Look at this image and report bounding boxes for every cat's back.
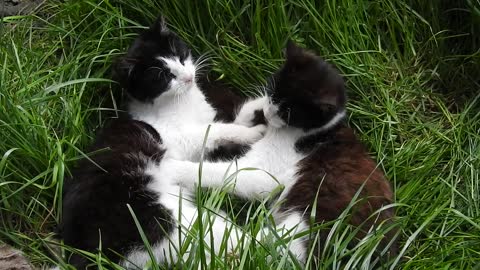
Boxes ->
[281,125,396,258]
[287,125,394,222]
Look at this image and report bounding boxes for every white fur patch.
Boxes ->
[234,96,269,127]
[123,162,243,267]
[263,101,286,128]
[157,56,196,95]
[123,56,271,267]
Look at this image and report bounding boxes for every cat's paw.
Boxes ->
[155,158,195,187]
[263,102,285,128]
[234,96,269,127]
[241,124,267,144]
[252,124,267,136]
[163,149,184,160]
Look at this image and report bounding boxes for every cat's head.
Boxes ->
[115,17,196,102]
[265,41,346,130]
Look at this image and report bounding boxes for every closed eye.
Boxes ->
[146,66,164,73]
[179,52,191,65]
[166,72,175,79]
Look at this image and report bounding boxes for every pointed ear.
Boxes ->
[114,57,137,84]
[285,40,302,59]
[151,16,168,33]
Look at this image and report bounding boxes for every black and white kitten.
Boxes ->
[61,18,263,269]
[159,41,396,263]
[115,18,265,161]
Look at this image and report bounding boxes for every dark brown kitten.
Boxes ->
[273,41,397,260]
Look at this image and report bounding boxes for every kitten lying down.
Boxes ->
[61,17,396,269]
[159,41,397,263]
[61,17,265,269]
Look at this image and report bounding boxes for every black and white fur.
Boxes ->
[157,41,396,263]
[116,17,265,161]
[61,18,264,269]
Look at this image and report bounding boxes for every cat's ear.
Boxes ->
[151,16,169,33]
[114,57,137,84]
[285,40,303,60]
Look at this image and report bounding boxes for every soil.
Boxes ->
[1,0,44,17]
[0,244,34,270]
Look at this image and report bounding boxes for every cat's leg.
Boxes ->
[206,122,267,147]
[157,158,281,200]
[176,123,265,161]
[203,96,269,150]
[234,96,269,127]
[124,182,243,267]
[181,96,269,159]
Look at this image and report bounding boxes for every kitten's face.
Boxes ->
[264,41,346,130]
[116,17,196,102]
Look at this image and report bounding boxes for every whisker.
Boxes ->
[194,53,213,74]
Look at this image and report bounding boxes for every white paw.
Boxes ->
[163,149,184,160]
[153,157,176,180]
[234,96,269,127]
[242,124,266,144]
[263,103,285,128]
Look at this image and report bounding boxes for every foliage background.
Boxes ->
[0,0,479,268]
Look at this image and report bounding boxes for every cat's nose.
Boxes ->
[182,75,193,84]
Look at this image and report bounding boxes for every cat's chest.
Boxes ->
[153,121,209,158]
[244,128,305,182]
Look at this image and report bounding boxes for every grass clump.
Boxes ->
[1,0,479,269]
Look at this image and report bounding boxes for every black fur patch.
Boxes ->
[269,42,396,262]
[198,73,257,161]
[206,143,251,161]
[114,17,191,102]
[198,74,246,123]
[269,41,346,131]
[252,109,266,126]
[61,118,174,269]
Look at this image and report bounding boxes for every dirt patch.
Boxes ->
[1,0,44,17]
[0,244,34,270]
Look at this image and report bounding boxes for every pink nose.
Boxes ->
[182,76,193,83]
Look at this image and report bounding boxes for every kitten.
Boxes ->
[159,41,397,263]
[115,17,265,161]
[61,119,168,268]
[61,17,262,269]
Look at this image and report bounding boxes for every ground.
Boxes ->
[0,244,33,270]
[0,0,43,17]
[0,1,479,269]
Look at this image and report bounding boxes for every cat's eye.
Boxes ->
[179,52,191,65]
[165,72,175,79]
[179,54,190,65]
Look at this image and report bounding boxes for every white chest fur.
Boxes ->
[129,86,216,160]
[240,127,305,185]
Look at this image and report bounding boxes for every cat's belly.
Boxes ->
[241,130,304,186]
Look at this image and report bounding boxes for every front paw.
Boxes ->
[242,124,267,144]
[156,158,195,187]
[234,96,269,127]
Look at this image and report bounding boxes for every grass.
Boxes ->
[1,0,479,269]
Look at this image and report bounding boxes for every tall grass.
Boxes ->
[0,0,479,269]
